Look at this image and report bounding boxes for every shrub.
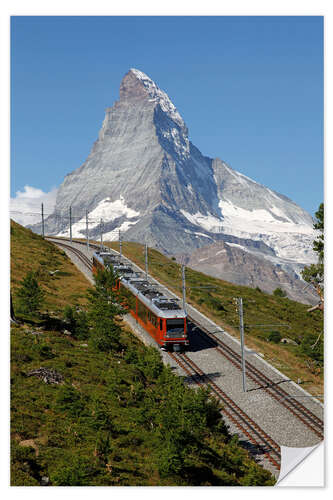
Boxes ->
[63,305,89,340]
[268,331,281,343]
[54,385,85,417]
[10,441,41,486]
[16,271,45,315]
[50,456,97,486]
[273,287,287,298]
[33,343,55,359]
[157,441,183,477]
[300,333,323,364]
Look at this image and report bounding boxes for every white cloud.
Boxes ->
[10,185,58,226]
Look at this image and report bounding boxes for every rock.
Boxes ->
[27,368,64,384]
[41,476,50,486]
[19,439,39,456]
[80,343,88,347]
[281,338,298,345]
[63,329,72,335]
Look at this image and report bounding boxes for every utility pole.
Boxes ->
[145,244,148,280]
[182,264,187,314]
[41,203,45,238]
[237,297,247,392]
[69,206,72,244]
[100,218,103,251]
[86,210,89,251]
[119,229,122,257]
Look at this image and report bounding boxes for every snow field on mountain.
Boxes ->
[57,196,140,238]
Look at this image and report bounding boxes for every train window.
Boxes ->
[166,319,184,333]
[160,319,163,330]
[149,312,157,328]
[137,300,147,322]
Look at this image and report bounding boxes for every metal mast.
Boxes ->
[69,206,72,243]
[145,244,148,279]
[41,203,45,238]
[86,210,89,251]
[182,264,187,315]
[100,218,103,251]
[237,297,247,392]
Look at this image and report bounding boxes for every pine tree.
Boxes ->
[273,287,287,298]
[87,267,124,352]
[301,202,324,311]
[16,271,45,315]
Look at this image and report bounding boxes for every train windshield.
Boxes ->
[166,319,184,333]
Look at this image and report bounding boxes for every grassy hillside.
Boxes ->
[106,241,323,396]
[10,222,275,486]
[11,220,90,313]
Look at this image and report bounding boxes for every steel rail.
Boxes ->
[47,238,93,271]
[168,351,281,472]
[188,316,324,439]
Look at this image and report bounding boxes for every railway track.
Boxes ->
[168,351,281,472]
[188,317,324,440]
[46,238,93,272]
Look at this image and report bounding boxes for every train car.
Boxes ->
[92,250,188,352]
[92,251,121,275]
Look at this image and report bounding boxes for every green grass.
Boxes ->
[11,220,90,314]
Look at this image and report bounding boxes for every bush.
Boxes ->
[273,287,287,298]
[16,271,45,315]
[157,441,183,477]
[33,343,55,359]
[54,385,85,417]
[50,456,97,486]
[268,331,281,343]
[300,333,323,364]
[63,305,89,340]
[10,441,42,486]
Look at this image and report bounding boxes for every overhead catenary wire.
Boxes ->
[9,207,318,295]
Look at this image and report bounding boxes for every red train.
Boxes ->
[92,250,188,352]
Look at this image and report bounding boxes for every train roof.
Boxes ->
[93,250,186,318]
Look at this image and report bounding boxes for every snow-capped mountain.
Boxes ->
[32,68,317,303]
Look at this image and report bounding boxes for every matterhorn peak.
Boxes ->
[119,68,186,130]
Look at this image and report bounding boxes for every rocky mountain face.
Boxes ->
[182,241,314,304]
[33,68,317,304]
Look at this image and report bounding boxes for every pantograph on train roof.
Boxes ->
[95,250,183,313]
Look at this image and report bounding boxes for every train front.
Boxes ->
[156,300,188,352]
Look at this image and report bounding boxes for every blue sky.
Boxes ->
[11,16,323,217]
